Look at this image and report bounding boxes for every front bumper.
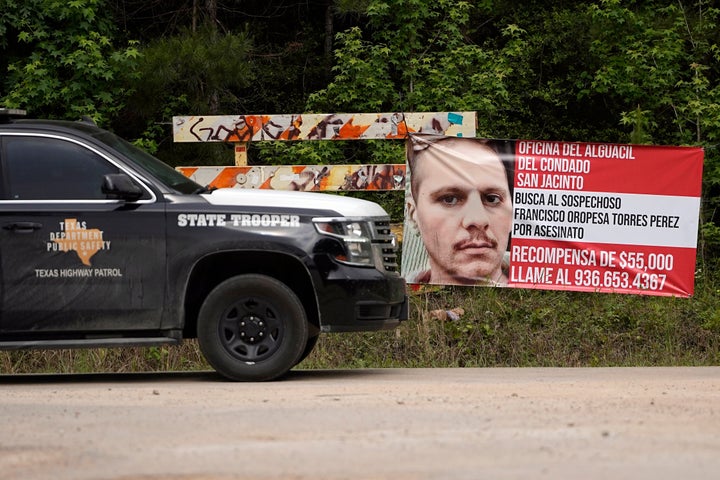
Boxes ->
[315,265,409,333]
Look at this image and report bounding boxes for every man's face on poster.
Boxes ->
[409,139,513,284]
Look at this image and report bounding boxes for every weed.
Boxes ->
[1,280,719,374]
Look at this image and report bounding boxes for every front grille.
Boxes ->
[372,220,399,273]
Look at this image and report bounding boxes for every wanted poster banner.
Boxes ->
[401,134,703,297]
[510,140,702,296]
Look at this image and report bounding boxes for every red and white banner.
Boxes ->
[510,140,702,296]
[401,135,704,297]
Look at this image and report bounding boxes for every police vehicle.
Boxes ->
[0,108,408,381]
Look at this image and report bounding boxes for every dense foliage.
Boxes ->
[0,0,140,125]
[1,0,719,370]
[3,1,717,157]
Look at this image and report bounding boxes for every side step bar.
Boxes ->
[0,336,180,350]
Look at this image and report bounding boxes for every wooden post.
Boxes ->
[234,143,248,166]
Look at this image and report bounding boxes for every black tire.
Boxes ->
[197,274,309,381]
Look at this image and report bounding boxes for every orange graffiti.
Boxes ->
[337,119,371,139]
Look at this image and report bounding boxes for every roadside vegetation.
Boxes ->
[1,0,719,373]
[3,269,719,374]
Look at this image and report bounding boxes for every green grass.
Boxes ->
[0,341,209,375]
[305,283,720,370]
[3,274,718,375]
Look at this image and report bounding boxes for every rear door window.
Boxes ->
[3,136,121,200]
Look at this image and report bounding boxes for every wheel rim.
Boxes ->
[218,296,284,362]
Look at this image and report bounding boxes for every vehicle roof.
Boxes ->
[0,108,104,134]
[0,117,104,136]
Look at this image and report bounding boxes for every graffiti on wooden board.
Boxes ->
[178,164,407,191]
[173,112,476,143]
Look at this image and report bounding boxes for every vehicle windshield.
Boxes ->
[90,130,205,194]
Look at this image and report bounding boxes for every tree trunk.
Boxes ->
[205,0,217,29]
[192,0,198,32]
[324,1,333,59]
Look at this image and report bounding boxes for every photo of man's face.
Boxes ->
[407,138,513,285]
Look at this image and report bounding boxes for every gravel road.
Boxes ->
[1,367,718,480]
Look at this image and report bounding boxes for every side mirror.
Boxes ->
[102,173,143,201]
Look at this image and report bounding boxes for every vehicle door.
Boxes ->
[0,133,166,333]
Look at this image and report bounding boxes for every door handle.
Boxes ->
[3,222,43,233]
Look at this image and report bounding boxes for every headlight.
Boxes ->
[314,219,374,266]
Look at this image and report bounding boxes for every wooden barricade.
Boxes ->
[173,112,476,180]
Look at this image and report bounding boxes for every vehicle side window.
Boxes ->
[3,136,121,200]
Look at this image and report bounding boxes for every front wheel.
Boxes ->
[197,274,309,381]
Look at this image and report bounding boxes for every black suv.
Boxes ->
[0,109,407,381]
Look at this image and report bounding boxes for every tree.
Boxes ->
[0,0,140,125]
[583,0,720,258]
[587,0,720,145]
[110,1,337,163]
[308,1,523,129]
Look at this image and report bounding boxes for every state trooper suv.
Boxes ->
[0,109,408,381]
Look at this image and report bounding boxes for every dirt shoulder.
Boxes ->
[1,367,719,480]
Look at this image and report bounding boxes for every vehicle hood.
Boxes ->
[201,188,389,218]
